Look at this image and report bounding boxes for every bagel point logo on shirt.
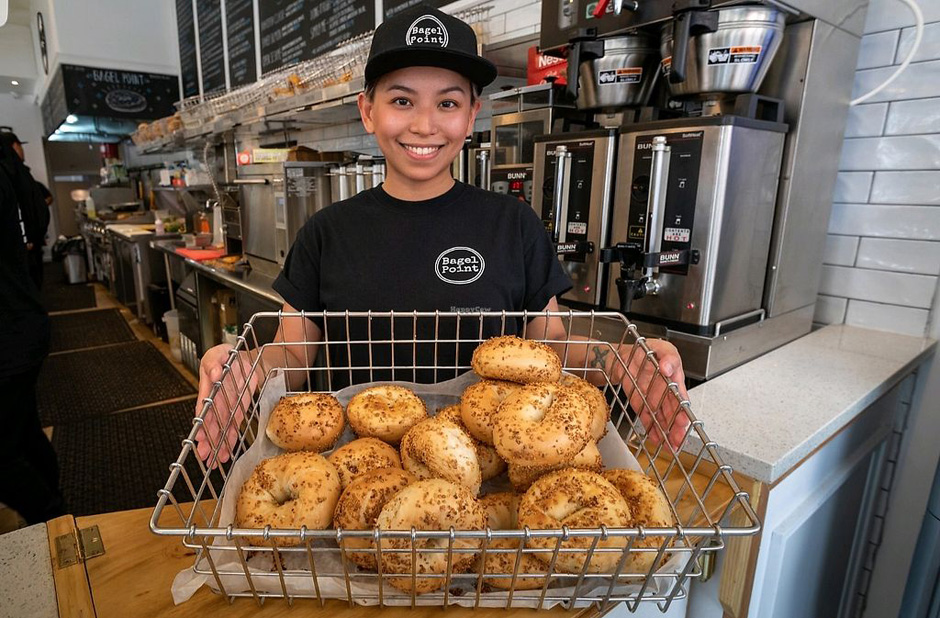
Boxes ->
[435,246,485,285]
[406,14,449,47]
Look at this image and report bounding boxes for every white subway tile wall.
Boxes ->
[818,0,940,337]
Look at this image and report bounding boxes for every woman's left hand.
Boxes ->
[611,338,691,450]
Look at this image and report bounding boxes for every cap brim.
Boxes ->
[365,47,498,90]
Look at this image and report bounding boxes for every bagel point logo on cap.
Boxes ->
[435,246,485,285]
[406,14,449,47]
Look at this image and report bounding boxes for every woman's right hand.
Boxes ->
[194,343,259,467]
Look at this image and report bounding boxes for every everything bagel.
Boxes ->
[459,378,522,445]
[327,437,402,489]
[265,392,345,452]
[436,404,506,481]
[471,336,562,384]
[602,469,675,574]
[400,415,482,496]
[346,385,427,443]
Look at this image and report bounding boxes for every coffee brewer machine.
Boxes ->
[539,0,867,379]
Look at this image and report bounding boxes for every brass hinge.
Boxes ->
[55,525,105,569]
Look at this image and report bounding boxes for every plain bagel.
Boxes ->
[471,336,562,384]
[346,385,427,443]
[235,451,341,547]
[459,379,522,445]
[332,467,416,570]
[492,383,592,467]
[265,392,345,452]
[400,415,482,496]
[518,469,631,573]
[437,404,506,481]
[375,479,486,594]
[327,437,402,490]
[602,469,675,574]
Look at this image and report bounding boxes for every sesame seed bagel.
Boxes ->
[376,479,486,594]
[476,492,547,590]
[459,379,523,445]
[235,451,341,547]
[437,404,506,481]
[346,385,427,444]
[492,383,593,467]
[518,469,631,574]
[471,336,562,384]
[507,440,603,492]
[332,467,416,570]
[327,437,402,490]
[560,374,610,440]
[265,392,345,452]
[400,415,482,496]
[602,469,675,574]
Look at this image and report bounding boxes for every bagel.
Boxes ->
[332,467,417,570]
[459,379,523,445]
[375,479,486,593]
[602,469,675,574]
[471,336,562,384]
[327,437,402,489]
[400,415,482,496]
[560,374,610,440]
[476,492,547,590]
[437,404,506,482]
[235,452,341,547]
[492,383,592,467]
[518,469,631,573]
[507,440,603,492]
[346,385,427,443]
[265,392,345,452]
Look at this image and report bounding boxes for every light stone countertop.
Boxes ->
[686,324,936,484]
[0,523,57,618]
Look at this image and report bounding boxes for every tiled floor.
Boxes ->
[0,280,198,534]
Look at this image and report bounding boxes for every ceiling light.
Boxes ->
[11,80,19,86]
[66,114,78,123]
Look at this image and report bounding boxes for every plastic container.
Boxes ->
[162,309,182,361]
[63,253,87,284]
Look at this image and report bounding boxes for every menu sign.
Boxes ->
[260,0,307,74]
[176,0,199,97]
[226,0,257,87]
[383,0,449,19]
[260,0,375,74]
[40,66,68,136]
[61,65,179,119]
[198,0,226,93]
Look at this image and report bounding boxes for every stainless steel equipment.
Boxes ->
[329,157,386,202]
[569,33,661,110]
[536,0,866,380]
[278,162,333,264]
[532,129,618,307]
[236,163,280,265]
[175,271,201,375]
[604,115,786,335]
[490,165,534,203]
[660,6,785,98]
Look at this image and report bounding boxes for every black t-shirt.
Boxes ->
[273,181,571,388]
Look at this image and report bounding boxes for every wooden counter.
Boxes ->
[50,506,600,618]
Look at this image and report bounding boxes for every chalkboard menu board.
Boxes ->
[176,0,199,97]
[198,0,226,93]
[383,0,450,19]
[226,0,257,87]
[62,65,179,119]
[40,66,68,136]
[260,0,375,74]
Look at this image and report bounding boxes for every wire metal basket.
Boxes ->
[151,310,759,613]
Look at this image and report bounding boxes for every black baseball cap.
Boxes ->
[365,5,497,91]
[0,127,26,146]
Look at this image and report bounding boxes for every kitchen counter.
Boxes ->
[0,523,57,618]
[150,239,283,306]
[687,324,936,484]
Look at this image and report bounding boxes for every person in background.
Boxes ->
[0,131,65,525]
[194,5,691,465]
[0,128,52,288]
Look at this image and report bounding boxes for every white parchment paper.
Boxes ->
[171,370,688,608]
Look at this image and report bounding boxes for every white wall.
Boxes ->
[31,0,179,101]
[0,22,38,79]
[816,0,940,339]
